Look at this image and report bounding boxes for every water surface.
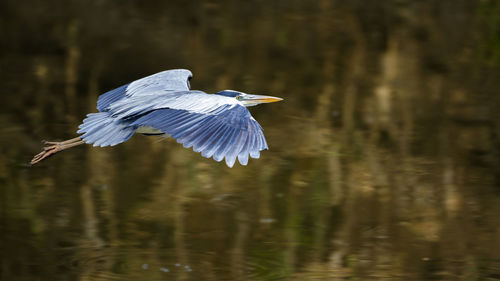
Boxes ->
[1,1,500,280]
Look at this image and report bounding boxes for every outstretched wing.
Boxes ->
[96,69,193,112]
[131,104,268,167]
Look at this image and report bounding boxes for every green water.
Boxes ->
[1,1,500,280]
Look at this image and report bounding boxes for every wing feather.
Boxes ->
[108,91,237,120]
[131,104,268,167]
[224,130,247,167]
[210,128,231,162]
[237,130,252,166]
[96,84,129,112]
[126,69,192,97]
[249,132,260,159]
[177,116,217,148]
[191,119,226,152]
[95,69,192,112]
[201,126,233,159]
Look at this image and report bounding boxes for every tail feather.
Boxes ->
[77,112,136,147]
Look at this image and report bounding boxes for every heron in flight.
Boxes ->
[31,69,282,167]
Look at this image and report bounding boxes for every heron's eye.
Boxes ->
[236,96,243,100]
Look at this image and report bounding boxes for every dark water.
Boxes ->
[1,1,500,280]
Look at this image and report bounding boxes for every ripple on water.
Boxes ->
[45,245,205,281]
[47,243,296,281]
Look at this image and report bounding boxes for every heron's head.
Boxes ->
[215,90,283,107]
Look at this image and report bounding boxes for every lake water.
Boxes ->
[1,1,500,280]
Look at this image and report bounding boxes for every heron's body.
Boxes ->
[31,69,282,167]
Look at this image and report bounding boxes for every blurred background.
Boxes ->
[1,0,500,280]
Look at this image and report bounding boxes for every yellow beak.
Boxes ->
[244,94,283,103]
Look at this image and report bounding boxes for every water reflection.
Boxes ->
[1,0,500,280]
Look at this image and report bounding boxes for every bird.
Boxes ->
[30,69,283,167]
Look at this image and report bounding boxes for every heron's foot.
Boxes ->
[30,137,85,165]
[30,144,62,165]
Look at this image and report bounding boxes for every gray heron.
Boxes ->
[31,69,283,167]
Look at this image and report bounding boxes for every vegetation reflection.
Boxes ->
[0,1,499,280]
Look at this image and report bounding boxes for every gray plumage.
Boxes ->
[77,69,282,167]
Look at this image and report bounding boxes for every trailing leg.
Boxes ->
[31,137,85,165]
